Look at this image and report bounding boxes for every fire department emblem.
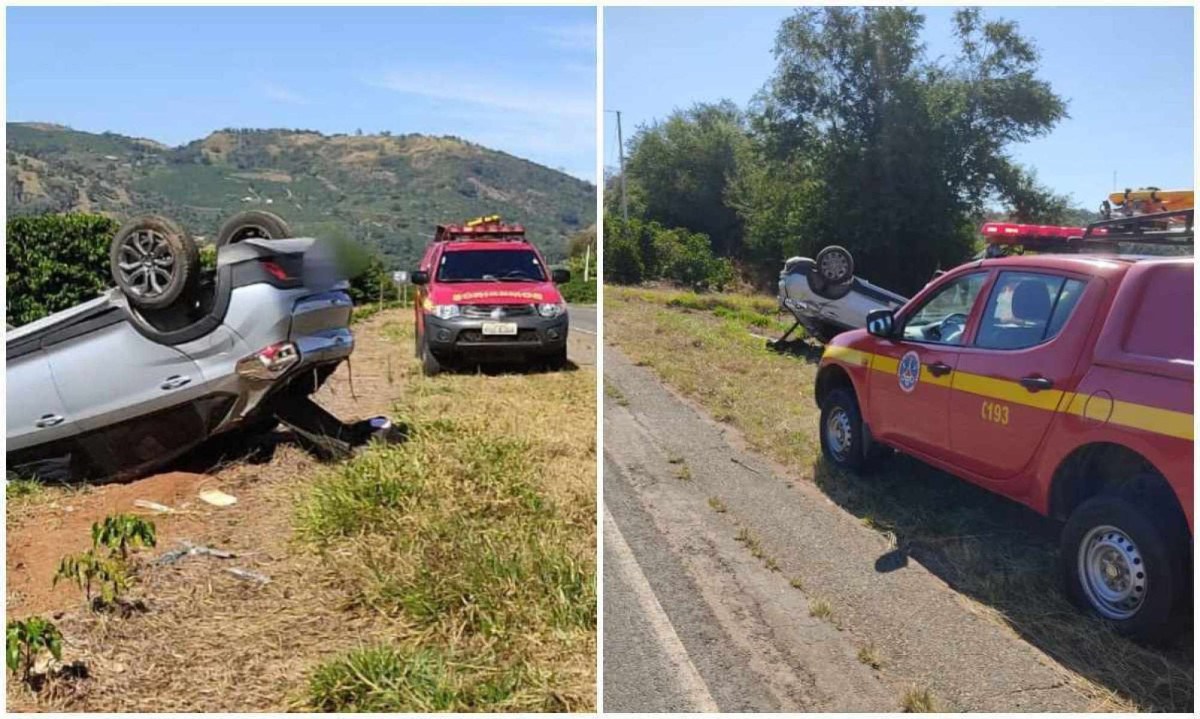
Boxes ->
[898,351,921,393]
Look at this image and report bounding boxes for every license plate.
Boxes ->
[481,322,518,336]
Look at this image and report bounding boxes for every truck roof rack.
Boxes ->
[979,208,1193,257]
[434,214,526,243]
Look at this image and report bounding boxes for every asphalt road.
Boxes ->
[602,343,1094,713]
[569,304,596,335]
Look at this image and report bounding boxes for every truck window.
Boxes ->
[1123,264,1193,361]
[900,272,986,345]
[437,250,546,283]
[974,271,1084,350]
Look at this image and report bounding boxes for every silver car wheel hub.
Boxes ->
[821,253,849,281]
[825,407,853,461]
[1078,524,1146,620]
[118,229,175,298]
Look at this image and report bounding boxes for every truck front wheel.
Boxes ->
[1060,493,1186,642]
[820,388,866,471]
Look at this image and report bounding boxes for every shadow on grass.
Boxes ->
[764,337,824,364]
[437,358,581,376]
[811,454,1193,711]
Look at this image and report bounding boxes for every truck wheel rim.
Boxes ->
[1078,524,1146,620]
[117,229,176,299]
[825,407,853,461]
[821,252,849,281]
[230,224,271,243]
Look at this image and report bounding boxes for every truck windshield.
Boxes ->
[437,249,546,282]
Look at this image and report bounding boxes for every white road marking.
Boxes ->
[604,504,719,712]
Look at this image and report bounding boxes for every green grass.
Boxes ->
[307,645,564,713]
[293,329,596,711]
[6,477,43,502]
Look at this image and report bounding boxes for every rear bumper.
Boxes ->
[424,313,568,355]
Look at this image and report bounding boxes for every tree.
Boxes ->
[603,218,645,284]
[739,6,1067,293]
[624,102,750,258]
[6,213,118,326]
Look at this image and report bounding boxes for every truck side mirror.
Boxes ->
[866,309,895,338]
[411,270,429,286]
[551,268,571,284]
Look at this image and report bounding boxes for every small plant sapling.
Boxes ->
[7,617,63,684]
[91,514,157,560]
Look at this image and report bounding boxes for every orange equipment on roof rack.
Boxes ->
[433,215,527,243]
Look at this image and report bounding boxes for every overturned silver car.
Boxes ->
[776,245,907,344]
[7,211,390,482]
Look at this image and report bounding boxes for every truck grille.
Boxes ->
[459,329,541,344]
[461,304,535,318]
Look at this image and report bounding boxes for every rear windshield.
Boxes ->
[437,249,546,283]
[1123,264,1193,361]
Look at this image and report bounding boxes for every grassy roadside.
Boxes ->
[605,285,1191,712]
[295,318,596,712]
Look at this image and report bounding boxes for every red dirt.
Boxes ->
[6,472,226,617]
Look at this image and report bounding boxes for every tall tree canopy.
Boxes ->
[622,101,750,258]
[734,6,1068,293]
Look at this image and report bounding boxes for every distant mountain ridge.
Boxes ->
[6,122,595,267]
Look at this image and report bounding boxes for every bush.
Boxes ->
[557,255,597,304]
[603,216,733,291]
[6,213,118,326]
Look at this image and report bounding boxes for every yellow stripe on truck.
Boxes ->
[823,346,1192,440]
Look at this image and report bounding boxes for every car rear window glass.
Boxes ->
[975,272,1084,350]
[437,250,545,282]
[1123,264,1193,361]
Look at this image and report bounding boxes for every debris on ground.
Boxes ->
[133,499,175,514]
[156,541,236,566]
[198,489,237,507]
[225,568,270,584]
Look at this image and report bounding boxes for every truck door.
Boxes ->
[948,270,1098,479]
[866,271,988,457]
[6,349,79,453]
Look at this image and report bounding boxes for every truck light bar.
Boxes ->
[434,215,527,243]
[980,222,1109,242]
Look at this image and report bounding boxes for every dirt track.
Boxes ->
[5,308,596,711]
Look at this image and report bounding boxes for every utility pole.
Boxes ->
[615,110,629,222]
[583,243,591,282]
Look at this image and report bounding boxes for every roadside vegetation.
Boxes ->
[603,6,1094,295]
[605,285,1192,712]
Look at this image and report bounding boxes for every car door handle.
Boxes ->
[160,375,192,390]
[1020,375,1054,392]
[35,414,64,428]
[926,361,952,377]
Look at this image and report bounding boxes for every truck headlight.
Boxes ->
[537,302,566,318]
[432,304,461,320]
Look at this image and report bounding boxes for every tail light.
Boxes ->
[236,341,299,380]
[260,259,292,281]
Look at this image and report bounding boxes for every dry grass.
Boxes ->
[707,497,728,513]
[900,685,938,712]
[809,598,833,620]
[605,286,1192,712]
[5,310,596,712]
[858,643,883,670]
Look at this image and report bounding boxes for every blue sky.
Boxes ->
[605,6,1194,208]
[7,6,597,181]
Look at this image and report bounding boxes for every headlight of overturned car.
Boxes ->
[537,302,566,318]
[432,304,461,320]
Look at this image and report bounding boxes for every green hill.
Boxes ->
[6,123,595,267]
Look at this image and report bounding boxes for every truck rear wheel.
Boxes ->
[1060,493,1186,642]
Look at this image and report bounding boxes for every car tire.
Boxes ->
[815,245,854,285]
[819,388,867,471]
[1060,492,1187,642]
[110,215,200,311]
[420,337,443,376]
[215,210,293,247]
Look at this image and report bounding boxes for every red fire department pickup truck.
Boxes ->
[815,209,1193,639]
[411,215,570,375]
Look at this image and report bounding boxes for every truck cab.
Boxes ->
[411,215,570,375]
[815,207,1193,639]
